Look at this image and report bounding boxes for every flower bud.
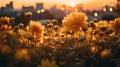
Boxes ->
[52,19,58,25]
[100,26,107,31]
[78,36,86,42]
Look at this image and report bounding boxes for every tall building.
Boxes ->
[50,6,65,19]
[116,0,120,16]
[22,6,34,12]
[36,3,43,10]
[6,2,14,12]
[0,1,14,13]
[0,7,5,12]
[36,3,45,13]
[102,5,115,14]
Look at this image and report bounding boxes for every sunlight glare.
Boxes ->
[70,2,76,7]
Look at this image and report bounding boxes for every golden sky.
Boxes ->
[0,0,117,10]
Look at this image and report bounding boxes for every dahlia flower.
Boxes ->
[62,11,88,32]
[27,21,44,38]
[39,59,59,67]
[96,20,109,32]
[0,17,11,31]
[0,17,10,26]
[110,18,120,34]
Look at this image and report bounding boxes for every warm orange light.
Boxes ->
[109,7,113,12]
[75,8,78,11]
[103,8,106,12]
[41,9,45,13]
[61,7,65,11]
[37,10,41,14]
[0,0,116,10]
[94,12,98,17]
[70,2,76,7]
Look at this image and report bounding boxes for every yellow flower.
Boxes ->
[0,17,10,25]
[15,49,31,61]
[96,20,109,32]
[25,12,32,18]
[110,18,120,34]
[0,17,11,30]
[62,11,88,32]
[27,21,44,38]
[1,25,11,30]
[38,59,59,67]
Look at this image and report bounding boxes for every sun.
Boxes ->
[69,2,76,7]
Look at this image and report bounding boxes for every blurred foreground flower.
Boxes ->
[38,59,59,67]
[100,49,112,60]
[0,45,12,54]
[0,17,10,25]
[62,11,87,32]
[0,17,11,31]
[15,49,31,61]
[27,21,44,38]
[110,18,120,34]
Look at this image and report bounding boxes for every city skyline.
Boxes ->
[0,0,117,10]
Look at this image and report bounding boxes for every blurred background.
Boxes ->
[0,0,119,24]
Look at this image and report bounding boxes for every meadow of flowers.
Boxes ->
[0,11,120,67]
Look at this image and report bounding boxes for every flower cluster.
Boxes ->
[110,18,120,34]
[0,17,11,31]
[0,12,120,67]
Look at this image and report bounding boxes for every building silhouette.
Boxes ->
[116,0,120,16]
[36,3,43,10]
[50,6,65,20]
[22,6,34,12]
[6,2,14,12]
[0,1,14,13]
